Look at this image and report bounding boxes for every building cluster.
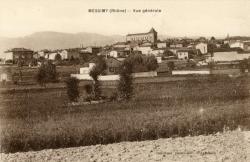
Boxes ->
[1,28,250,72]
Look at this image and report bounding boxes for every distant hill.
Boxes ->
[0,31,125,53]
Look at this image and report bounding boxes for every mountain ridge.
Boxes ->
[0,31,125,53]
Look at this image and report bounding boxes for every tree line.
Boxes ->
[36,54,159,102]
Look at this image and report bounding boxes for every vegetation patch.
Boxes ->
[0,76,250,153]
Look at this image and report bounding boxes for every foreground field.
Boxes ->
[1,131,249,162]
[0,76,250,153]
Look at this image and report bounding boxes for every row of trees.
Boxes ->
[126,54,158,72]
[35,54,159,102]
[65,54,158,102]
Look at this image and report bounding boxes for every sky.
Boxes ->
[0,0,250,38]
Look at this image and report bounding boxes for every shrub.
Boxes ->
[36,61,58,87]
[167,61,175,72]
[239,59,250,73]
[65,77,80,102]
[118,60,133,100]
[84,84,92,95]
[109,91,118,101]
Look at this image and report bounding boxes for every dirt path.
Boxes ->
[1,131,249,162]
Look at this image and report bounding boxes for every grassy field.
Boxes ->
[0,75,250,153]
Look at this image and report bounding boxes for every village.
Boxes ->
[1,0,250,160]
[1,28,250,85]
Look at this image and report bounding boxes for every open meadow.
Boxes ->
[0,75,250,153]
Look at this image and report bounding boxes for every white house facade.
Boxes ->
[195,42,207,54]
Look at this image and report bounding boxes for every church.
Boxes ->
[126,28,157,44]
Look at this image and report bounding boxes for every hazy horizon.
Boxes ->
[1,0,250,38]
[0,30,240,40]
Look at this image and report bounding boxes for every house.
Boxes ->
[109,50,130,58]
[211,51,250,62]
[67,48,81,59]
[88,56,122,75]
[243,41,250,51]
[0,66,12,82]
[104,57,122,74]
[37,49,50,58]
[170,43,183,48]
[80,63,95,74]
[156,56,162,63]
[113,42,130,49]
[140,42,153,47]
[58,50,68,60]
[151,48,165,56]
[126,28,158,44]
[45,52,58,60]
[229,41,244,49]
[176,50,189,60]
[176,49,199,60]
[4,48,34,65]
[169,48,179,55]
[0,50,13,62]
[133,45,153,55]
[195,42,207,54]
[157,42,167,48]
[81,47,101,55]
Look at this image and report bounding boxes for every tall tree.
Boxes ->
[65,77,80,102]
[89,56,107,99]
[118,60,133,100]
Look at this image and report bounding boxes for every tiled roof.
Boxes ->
[6,48,33,52]
[127,28,156,36]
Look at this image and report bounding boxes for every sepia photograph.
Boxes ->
[0,0,250,161]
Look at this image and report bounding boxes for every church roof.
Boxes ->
[149,28,157,33]
[127,28,157,36]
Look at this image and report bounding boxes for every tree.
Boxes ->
[84,84,92,95]
[208,61,216,73]
[118,60,133,100]
[88,56,107,100]
[126,54,158,72]
[186,60,196,68]
[167,61,175,72]
[94,56,107,74]
[207,43,217,54]
[36,60,58,87]
[65,77,80,102]
[89,66,102,99]
[55,53,62,62]
[17,58,25,82]
[210,36,216,42]
[221,43,230,49]
[144,55,159,71]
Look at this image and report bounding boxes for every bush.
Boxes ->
[167,61,175,71]
[84,84,92,95]
[239,58,250,73]
[65,77,80,102]
[36,61,58,87]
[109,92,118,101]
